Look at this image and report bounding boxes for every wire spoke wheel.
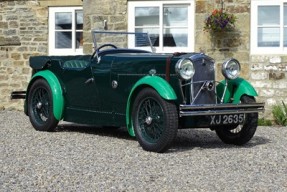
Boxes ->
[28,79,59,131]
[31,87,50,123]
[132,88,178,153]
[215,95,258,145]
[137,97,164,143]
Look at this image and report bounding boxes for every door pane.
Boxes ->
[258,6,280,25]
[55,32,72,48]
[55,12,72,30]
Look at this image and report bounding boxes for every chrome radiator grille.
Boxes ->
[181,54,216,105]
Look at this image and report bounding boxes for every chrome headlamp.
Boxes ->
[222,58,241,80]
[175,59,195,80]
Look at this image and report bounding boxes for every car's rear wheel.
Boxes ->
[132,88,178,152]
[215,95,258,145]
[28,79,59,131]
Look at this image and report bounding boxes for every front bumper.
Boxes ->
[179,103,265,117]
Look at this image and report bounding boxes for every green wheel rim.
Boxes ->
[31,87,51,125]
[137,97,165,143]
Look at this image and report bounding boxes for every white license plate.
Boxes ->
[210,114,244,125]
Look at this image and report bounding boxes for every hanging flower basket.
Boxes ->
[204,9,236,33]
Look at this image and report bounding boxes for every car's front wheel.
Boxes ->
[132,88,178,153]
[215,95,258,145]
[28,79,59,131]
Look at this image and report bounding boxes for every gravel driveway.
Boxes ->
[1,110,286,191]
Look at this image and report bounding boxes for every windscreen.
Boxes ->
[92,30,155,52]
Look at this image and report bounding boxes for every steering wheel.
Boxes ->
[96,43,118,52]
[91,43,118,59]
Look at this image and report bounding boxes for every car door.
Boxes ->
[57,55,109,125]
[89,55,115,125]
[62,67,98,109]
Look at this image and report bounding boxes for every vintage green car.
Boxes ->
[11,31,264,152]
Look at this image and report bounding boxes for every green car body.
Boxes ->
[23,52,261,131]
[12,31,264,152]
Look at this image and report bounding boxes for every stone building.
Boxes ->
[1,0,287,119]
[0,0,83,109]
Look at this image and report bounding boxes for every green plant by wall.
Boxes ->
[258,118,272,126]
[272,101,287,126]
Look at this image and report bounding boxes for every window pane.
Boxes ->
[76,10,83,30]
[135,7,159,26]
[133,33,152,47]
[55,12,72,30]
[258,27,280,47]
[163,5,188,27]
[258,6,280,25]
[284,27,287,47]
[135,28,159,46]
[55,32,72,48]
[285,3,287,47]
[76,32,83,48]
[163,29,188,47]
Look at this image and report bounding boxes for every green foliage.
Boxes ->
[258,118,272,126]
[272,101,287,126]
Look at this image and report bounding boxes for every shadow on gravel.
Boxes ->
[55,124,271,152]
[55,123,135,141]
[171,129,271,152]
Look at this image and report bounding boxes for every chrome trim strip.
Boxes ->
[191,81,206,105]
[220,80,228,103]
[180,109,264,117]
[179,103,265,117]
[190,79,194,104]
[180,103,265,110]
[117,74,177,77]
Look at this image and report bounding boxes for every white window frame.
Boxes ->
[128,0,195,53]
[251,0,287,55]
[49,7,83,56]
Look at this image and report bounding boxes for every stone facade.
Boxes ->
[83,0,128,54]
[1,0,286,119]
[0,0,82,110]
[0,1,48,110]
[250,55,287,117]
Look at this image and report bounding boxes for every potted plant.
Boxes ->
[204,9,236,33]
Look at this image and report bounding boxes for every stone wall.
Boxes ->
[195,0,251,79]
[0,1,49,110]
[0,0,82,111]
[250,56,287,118]
[83,0,128,53]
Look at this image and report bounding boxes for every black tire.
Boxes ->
[132,88,178,152]
[28,79,59,131]
[215,95,258,145]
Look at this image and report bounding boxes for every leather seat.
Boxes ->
[62,60,89,69]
